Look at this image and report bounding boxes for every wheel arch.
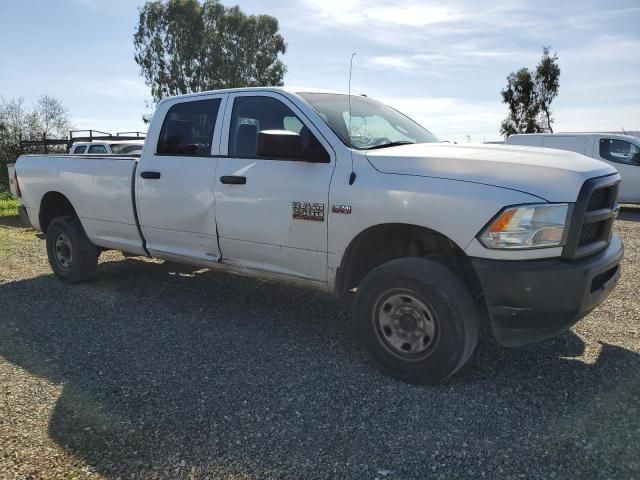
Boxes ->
[334,223,481,299]
[39,191,78,234]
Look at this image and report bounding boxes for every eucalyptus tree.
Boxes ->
[134,0,287,103]
[500,47,560,137]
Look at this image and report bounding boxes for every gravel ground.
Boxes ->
[0,211,639,480]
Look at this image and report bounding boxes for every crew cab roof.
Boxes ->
[156,86,351,106]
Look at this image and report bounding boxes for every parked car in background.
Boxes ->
[5,133,146,198]
[13,87,623,384]
[506,133,640,203]
[70,140,144,155]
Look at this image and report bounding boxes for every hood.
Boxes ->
[365,143,617,202]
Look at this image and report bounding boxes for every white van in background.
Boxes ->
[506,133,640,203]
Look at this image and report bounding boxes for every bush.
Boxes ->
[0,189,18,217]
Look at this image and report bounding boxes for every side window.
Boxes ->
[73,145,86,154]
[600,139,640,166]
[88,145,108,154]
[157,98,221,156]
[229,96,327,160]
[283,115,304,133]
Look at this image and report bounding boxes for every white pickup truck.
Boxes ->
[69,140,145,155]
[14,87,623,384]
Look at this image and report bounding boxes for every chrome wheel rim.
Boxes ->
[54,232,73,270]
[372,289,438,358]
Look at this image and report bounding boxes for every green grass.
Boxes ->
[0,189,19,218]
[0,188,35,260]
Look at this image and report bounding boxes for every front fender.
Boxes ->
[327,165,543,290]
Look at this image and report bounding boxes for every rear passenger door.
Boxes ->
[215,92,335,281]
[136,94,227,263]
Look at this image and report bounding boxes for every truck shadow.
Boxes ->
[0,214,25,228]
[0,257,638,478]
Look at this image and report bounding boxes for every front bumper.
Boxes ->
[472,234,623,347]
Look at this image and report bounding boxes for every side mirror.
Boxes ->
[257,130,329,163]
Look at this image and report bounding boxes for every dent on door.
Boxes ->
[137,96,224,262]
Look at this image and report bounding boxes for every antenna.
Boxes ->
[621,126,627,135]
[348,53,357,186]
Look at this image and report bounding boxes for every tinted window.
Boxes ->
[110,144,143,154]
[73,145,86,154]
[157,99,221,156]
[600,139,640,166]
[229,96,327,160]
[88,145,108,154]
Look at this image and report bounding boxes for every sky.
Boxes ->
[0,0,638,143]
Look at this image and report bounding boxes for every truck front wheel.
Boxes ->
[353,257,479,384]
[46,216,98,284]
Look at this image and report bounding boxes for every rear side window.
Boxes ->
[599,139,640,166]
[73,145,86,154]
[157,99,221,156]
[88,145,108,154]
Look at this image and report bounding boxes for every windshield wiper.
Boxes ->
[363,140,415,150]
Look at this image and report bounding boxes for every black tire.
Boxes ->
[46,216,98,284]
[353,257,479,384]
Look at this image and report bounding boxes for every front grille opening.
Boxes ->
[591,265,618,293]
[564,176,619,259]
[587,186,614,211]
[579,222,604,246]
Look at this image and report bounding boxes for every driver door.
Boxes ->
[215,92,336,281]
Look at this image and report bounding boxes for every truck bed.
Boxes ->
[15,154,145,255]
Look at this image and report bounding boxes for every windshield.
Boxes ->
[298,92,438,149]
[110,143,143,154]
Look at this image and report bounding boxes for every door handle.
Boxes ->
[140,171,161,179]
[220,175,246,185]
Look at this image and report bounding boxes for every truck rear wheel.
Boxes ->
[353,257,479,384]
[46,216,98,284]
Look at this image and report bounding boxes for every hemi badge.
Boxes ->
[332,205,352,214]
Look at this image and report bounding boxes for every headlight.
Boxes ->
[479,204,571,249]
